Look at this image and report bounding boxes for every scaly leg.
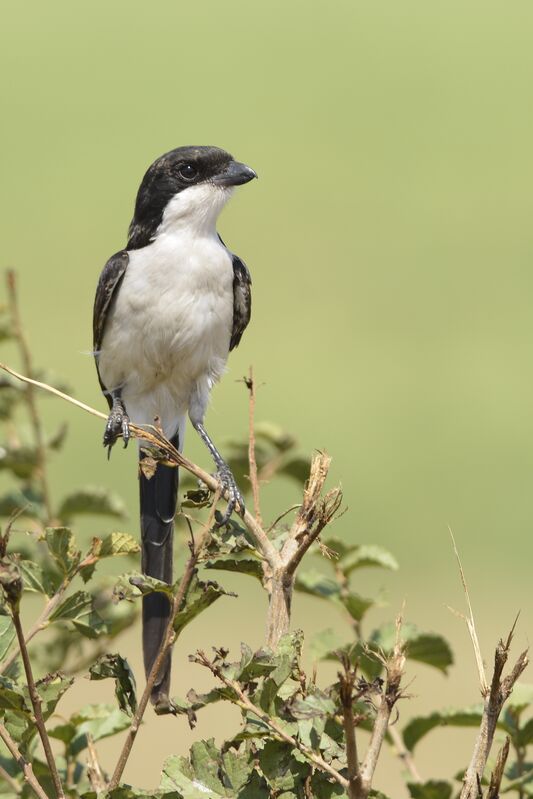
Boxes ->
[192,421,245,525]
[103,390,130,457]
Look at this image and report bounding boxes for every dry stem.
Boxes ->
[486,736,510,799]
[195,649,350,790]
[339,662,363,798]
[0,722,49,799]
[11,609,65,799]
[6,271,53,523]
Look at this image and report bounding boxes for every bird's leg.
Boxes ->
[103,389,130,456]
[192,421,245,525]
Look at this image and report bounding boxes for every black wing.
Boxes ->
[230,253,252,351]
[93,249,129,401]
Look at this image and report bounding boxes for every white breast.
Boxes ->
[98,198,235,437]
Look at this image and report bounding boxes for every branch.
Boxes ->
[0,721,49,799]
[245,367,263,528]
[486,736,510,799]
[339,660,363,799]
[6,271,53,523]
[387,725,422,784]
[0,361,280,570]
[11,608,65,799]
[194,650,350,791]
[0,763,21,794]
[360,615,405,793]
[108,497,219,790]
[460,635,528,799]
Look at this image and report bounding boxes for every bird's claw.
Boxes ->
[103,404,130,456]
[215,463,245,526]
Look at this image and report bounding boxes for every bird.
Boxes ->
[93,145,256,708]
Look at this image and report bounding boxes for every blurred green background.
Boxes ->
[2,1,533,794]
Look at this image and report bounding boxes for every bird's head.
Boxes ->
[127,146,257,249]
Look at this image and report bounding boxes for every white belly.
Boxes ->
[98,230,234,436]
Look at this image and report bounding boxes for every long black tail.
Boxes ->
[139,432,179,707]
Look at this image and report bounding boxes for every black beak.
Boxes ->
[212,160,257,187]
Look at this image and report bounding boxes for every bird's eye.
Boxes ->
[178,163,198,181]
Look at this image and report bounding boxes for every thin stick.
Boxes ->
[387,725,422,783]
[195,650,349,790]
[108,497,219,790]
[11,610,65,799]
[245,367,263,528]
[449,527,489,695]
[0,722,49,799]
[0,763,21,794]
[6,272,53,523]
[487,736,510,799]
[0,361,280,570]
[86,735,106,792]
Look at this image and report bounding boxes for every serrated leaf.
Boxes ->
[288,689,336,719]
[204,550,263,580]
[36,672,74,720]
[49,590,106,638]
[68,703,131,756]
[310,771,348,798]
[369,623,453,674]
[341,592,374,622]
[89,654,137,716]
[295,571,341,601]
[308,628,347,662]
[18,559,61,596]
[44,527,80,576]
[99,532,139,558]
[408,781,452,799]
[0,615,14,661]
[114,573,174,601]
[58,486,127,522]
[338,544,398,575]
[174,576,234,635]
[258,740,310,793]
[161,752,225,798]
[403,707,484,752]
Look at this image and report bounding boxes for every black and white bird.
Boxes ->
[93,146,256,707]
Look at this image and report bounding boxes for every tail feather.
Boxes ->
[139,432,179,707]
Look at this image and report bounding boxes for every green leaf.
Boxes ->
[0,443,39,479]
[338,544,398,575]
[98,532,139,558]
[258,740,310,793]
[66,703,131,756]
[44,527,80,576]
[114,573,174,601]
[407,781,452,799]
[369,623,453,674]
[288,689,336,719]
[49,590,106,638]
[36,672,74,720]
[403,707,484,752]
[0,486,44,520]
[310,771,349,798]
[89,654,137,716]
[174,576,234,635]
[57,486,128,522]
[278,456,311,483]
[308,628,347,662]
[517,718,533,746]
[204,550,263,580]
[342,592,374,622]
[161,751,225,798]
[0,676,29,712]
[18,559,60,596]
[0,615,15,660]
[295,570,374,623]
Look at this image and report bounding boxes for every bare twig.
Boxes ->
[387,725,422,784]
[86,735,106,792]
[339,660,363,798]
[0,722,49,799]
[486,736,510,799]
[194,649,350,790]
[0,763,21,794]
[11,609,65,799]
[6,271,53,523]
[460,635,528,799]
[245,367,263,527]
[108,496,220,790]
[360,614,405,794]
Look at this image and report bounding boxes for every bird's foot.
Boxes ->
[215,462,245,526]
[103,401,130,456]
